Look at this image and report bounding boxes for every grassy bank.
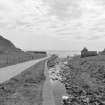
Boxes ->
[60,55,105,104]
[0,51,47,68]
[0,60,46,105]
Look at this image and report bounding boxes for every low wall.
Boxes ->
[0,52,47,68]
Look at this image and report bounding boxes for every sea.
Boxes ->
[47,50,81,58]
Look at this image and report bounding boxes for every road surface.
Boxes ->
[0,57,48,83]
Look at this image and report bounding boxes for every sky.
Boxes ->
[0,0,105,51]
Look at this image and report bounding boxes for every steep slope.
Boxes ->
[0,35,20,53]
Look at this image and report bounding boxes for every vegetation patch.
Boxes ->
[60,55,105,105]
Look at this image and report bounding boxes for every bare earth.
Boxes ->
[42,63,67,105]
[42,62,55,105]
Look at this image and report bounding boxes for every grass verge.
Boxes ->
[0,60,46,105]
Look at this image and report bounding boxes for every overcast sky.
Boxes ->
[0,0,105,51]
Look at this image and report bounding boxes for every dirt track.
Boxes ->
[42,63,67,105]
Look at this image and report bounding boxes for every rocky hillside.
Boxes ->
[0,35,20,53]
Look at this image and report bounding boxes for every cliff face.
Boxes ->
[0,35,20,53]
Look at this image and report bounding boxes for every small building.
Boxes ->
[81,48,97,58]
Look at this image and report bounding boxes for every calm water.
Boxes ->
[47,50,80,57]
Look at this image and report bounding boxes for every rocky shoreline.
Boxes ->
[47,55,105,105]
